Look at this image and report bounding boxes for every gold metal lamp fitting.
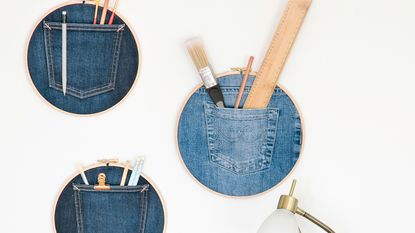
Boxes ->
[277,179,299,213]
[277,180,336,233]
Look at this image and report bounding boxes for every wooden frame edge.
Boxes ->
[24,0,143,117]
[174,70,306,199]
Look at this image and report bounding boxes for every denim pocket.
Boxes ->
[204,103,279,175]
[73,184,149,233]
[43,21,125,99]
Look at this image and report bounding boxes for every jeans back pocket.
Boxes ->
[204,103,279,175]
[73,184,149,233]
[43,21,125,99]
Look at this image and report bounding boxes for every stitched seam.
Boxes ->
[109,30,119,89]
[205,103,279,175]
[67,28,122,98]
[43,22,56,87]
[48,23,56,86]
[196,87,283,95]
[109,26,122,91]
[78,191,84,233]
[204,105,216,163]
[71,83,110,95]
[205,105,239,173]
[73,189,84,233]
[50,83,115,99]
[109,27,123,89]
[73,184,148,193]
[75,188,147,193]
[63,27,119,31]
[45,27,123,99]
[138,189,149,233]
[214,114,269,120]
[138,191,144,233]
[293,115,302,152]
[263,109,279,167]
[73,29,121,98]
[76,86,114,99]
[45,22,124,32]
[205,103,276,119]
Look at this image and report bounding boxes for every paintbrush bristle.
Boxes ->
[185,38,210,70]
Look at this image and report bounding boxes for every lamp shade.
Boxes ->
[257,209,299,233]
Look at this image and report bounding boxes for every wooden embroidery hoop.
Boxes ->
[52,161,168,233]
[175,70,306,199]
[24,0,143,116]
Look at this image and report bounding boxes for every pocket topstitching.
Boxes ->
[204,103,279,175]
[43,22,125,99]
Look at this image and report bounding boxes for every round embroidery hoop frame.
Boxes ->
[175,70,306,198]
[25,0,143,116]
[52,161,168,233]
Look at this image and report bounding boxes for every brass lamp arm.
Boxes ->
[296,208,335,233]
[277,180,336,233]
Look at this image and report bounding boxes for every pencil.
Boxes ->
[108,0,121,25]
[234,56,254,109]
[100,0,110,24]
[120,161,130,186]
[93,0,100,24]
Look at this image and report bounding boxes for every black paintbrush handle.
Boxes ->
[207,85,225,108]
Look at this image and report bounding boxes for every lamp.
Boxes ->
[257,180,335,233]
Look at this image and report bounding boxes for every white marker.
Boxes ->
[78,166,89,185]
[128,157,144,186]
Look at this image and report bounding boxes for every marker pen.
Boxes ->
[78,166,89,185]
[128,157,144,186]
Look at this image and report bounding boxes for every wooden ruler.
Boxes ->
[243,0,312,109]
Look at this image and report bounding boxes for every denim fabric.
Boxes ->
[177,74,302,196]
[43,22,124,99]
[27,4,139,114]
[73,185,149,233]
[55,166,165,233]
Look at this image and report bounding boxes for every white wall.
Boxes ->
[1,0,414,232]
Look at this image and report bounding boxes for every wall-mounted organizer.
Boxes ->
[177,71,303,197]
[54,160,166,233]
[26,1,140,115]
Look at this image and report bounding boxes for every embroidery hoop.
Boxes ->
[52,161,168,233]
[175,70,306,198]
[24,0,142,116]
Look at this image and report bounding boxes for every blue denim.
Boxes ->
[55,166,165,233]
[27,4,139,114]
[177,74,302,196]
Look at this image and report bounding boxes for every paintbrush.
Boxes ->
[186,38,225,108]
